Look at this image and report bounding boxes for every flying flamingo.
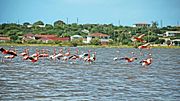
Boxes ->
[131,34,146,43]
[138,43,151,49]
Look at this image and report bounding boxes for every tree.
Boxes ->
[151,21,158,28]
[45,24,53,30]
[23,22,31,26]
[90,38,100,45]
[33,20,44,26]
[54,20,65,27]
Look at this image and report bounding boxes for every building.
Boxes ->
[84,33,111,44]
[39,37,70,43]
[22,33,35,41]
[164,31,180,37]
[171,39,180,46]
[70,35,83,41]
[0,36,10,42]
[160,31,180,46]
[22,34,70,43]
[133,23,150,27]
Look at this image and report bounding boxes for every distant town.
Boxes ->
[0,20,180,46]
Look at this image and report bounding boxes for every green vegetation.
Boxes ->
[0,20,180,46]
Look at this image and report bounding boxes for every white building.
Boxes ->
[84,33,111,44]
[164,31,180,37]
[70,35,83,41]
[133,23,151,27]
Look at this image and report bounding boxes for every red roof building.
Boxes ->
[0,36,10,42]
[22,34,70,43]
[88,33,109,37]
[35,34,57,38]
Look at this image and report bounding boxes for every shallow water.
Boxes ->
[0,46,180,101]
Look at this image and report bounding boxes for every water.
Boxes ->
[0,46,180,101]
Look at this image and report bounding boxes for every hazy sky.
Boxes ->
[0,0,180,26]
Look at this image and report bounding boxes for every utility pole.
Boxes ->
[18,19,19,24]
[177,21,179,26]
[160,20,163,28]
[77,17,79,24]
[66,17,69,24]
[118,20,121,26]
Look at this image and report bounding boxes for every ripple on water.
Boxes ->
[0,47,179,100]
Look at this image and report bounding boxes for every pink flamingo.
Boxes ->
[131,34,146,43]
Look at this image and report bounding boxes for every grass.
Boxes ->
[0,43,179,48]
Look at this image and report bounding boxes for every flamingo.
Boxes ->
[39,49,49,57]
[49,48,57,60]
[140,58,152,66]
[0,47,17,56]
[79,53,88,59]
[28,56,39,63]
[61,48,71,62]
[138,43,151,49]
[20,49,30,60]
[69,49,79,60]
[84,51,96,63]
[64,48,71,56]
[20,48,29,56]
[28,50,39,63]
[114,57,137,62]
[131,34,146,43]
[0,47,17,62]
[140,53,153,66]
[56,48,65,60]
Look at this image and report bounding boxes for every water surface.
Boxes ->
[0,47,179,100]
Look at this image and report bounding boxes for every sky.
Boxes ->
[0,0,180,26]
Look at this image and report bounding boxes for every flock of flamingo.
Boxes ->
[113,34,153,66]
[0,47,96,64]
[0,34,152,66]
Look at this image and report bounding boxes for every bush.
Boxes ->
[90,38,100,45]
[155,39,165,44]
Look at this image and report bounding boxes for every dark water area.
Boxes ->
[0,46,180,101]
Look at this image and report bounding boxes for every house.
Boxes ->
[84,33,111,44]
[39,37,70,43]
[0,36,10,42]
[171,39,180,46]
[159,31,180,46]
[22,33,35,41]
[22,34,70,43]
[133,23,150,27]
[35,34,57,39]
[164,31,180,37]
[70,35,83,41]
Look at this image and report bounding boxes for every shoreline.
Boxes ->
[0,43,180,48]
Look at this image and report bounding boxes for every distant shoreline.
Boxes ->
[0,43,179,48]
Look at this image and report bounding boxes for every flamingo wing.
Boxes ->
[138,34,145,38]
[7,51,17,56]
